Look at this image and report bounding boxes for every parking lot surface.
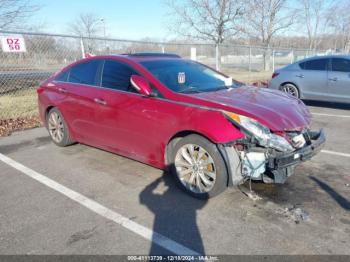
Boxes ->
[0,101,349,255]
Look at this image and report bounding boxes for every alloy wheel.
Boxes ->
[282,84,299,97]
[174,144,216,193]
[48,111,64,143]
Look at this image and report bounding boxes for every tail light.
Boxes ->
[272,72,279,79]
[37,86,45,94]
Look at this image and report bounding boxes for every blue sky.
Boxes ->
[32,0,171,40]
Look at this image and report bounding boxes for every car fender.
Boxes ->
[162,106,245,166]
[163,108,246,184]
[181,109,245,144]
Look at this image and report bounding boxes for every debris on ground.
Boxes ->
[238,185,263,201]
[0,116,42,137]
[246,191,263,201]
[276,205,310,224]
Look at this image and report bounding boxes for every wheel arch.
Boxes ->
[165,130,232,195]
[45,105,55,119]
[44,106,76,141]
[165,130,214,165]
[164,130,234,187]
[43,105,55,127]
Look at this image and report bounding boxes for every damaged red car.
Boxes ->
[37,53,326,199]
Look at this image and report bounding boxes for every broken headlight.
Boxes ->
[224,111,294,152]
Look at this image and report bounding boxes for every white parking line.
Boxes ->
[0,153,199,256]
[312,112,350,118]
[321,150,350,158]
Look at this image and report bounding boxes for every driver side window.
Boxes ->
[101,60,138,92]
[332,58,350,73]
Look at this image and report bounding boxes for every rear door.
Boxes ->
[328,57,350,103]
[298,58,330,100]
[56,59,103,144]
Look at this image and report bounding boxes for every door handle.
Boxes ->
[58,88,67,93]
[94,98,107,106]
[296,74,304,78]
[329,77,338,82]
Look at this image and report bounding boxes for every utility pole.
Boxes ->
[100,18,107,52]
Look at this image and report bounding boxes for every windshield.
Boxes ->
[140,59,241,93]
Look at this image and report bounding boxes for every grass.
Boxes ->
[223,69,273,83]
[0,88,38,120]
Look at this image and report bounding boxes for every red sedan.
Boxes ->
[37,53,325,199]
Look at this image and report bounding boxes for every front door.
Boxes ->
[299,58,329,100]
[91,59,172,165]
[328,57,350,103]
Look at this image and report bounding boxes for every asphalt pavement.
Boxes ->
[0,101,349,255]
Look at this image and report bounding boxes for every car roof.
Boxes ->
[297,54,350,64]
[123,52,181,58]
[62,53,188,74]
[77,53,182,65]
[104,53,183,63]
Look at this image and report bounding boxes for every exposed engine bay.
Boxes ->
[218,129,326,186]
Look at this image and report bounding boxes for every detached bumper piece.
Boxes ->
[264,129,326,183]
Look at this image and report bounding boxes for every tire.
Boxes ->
[46,108,74,147]
[280,83,299,98]
[167,134,228,199]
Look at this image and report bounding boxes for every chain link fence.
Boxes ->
[0,30,340,121]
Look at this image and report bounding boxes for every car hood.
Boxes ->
[188,86,311,131]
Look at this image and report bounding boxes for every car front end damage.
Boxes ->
[218,112,326,185]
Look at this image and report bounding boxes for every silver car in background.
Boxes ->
[268,55,350,103]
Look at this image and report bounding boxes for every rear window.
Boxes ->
[55,70,69,82]
[68,60,100,85]
[299,58,328,71]
[331,58,350,72]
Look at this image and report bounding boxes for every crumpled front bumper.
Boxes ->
[263,129,326,183]
[269,129,326,169]
[219,129,326,185]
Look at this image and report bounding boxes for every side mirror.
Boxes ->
[130,75,153,96]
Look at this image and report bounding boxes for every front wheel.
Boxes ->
[168,134,228,199]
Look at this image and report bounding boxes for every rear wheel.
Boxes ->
[168,134,228,199]
[280,83,299,98]
[47,108,74,147]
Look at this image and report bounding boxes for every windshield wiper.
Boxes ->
[179,84,235,94]
[203,86,231,92]
[179,89,202,94]
[178,86,202,94]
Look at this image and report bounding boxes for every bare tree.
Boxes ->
[166,0,245,69]
[325,1,350,52]
[69,13,103,38]
[69,13,103,52]
[0,0,39,30]
[299,0,330,52]
[245,0,296,71]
